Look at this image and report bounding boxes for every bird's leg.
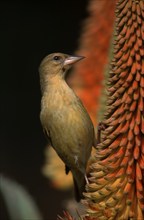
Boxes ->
[97,121,107,144]
[74,155,89,184]
[84,174,89,184]
[74,156,89,184]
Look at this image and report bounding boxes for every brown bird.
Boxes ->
[39,52,96,201]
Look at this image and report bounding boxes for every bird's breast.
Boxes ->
[40,85,94,139]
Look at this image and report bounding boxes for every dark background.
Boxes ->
[0,1,88,219]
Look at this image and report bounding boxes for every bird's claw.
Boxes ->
[97,121,107,144]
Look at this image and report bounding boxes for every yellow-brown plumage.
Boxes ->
[39,53,96,201]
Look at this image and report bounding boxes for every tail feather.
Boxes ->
[72,172,86,202]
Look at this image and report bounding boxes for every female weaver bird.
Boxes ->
[39,52,96,201]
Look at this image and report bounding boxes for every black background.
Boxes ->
[0,1,88,219]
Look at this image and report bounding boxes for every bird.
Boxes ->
[39,52,96,201]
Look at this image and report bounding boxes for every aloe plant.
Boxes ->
[59,0,144,219]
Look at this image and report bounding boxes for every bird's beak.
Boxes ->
[63,56,85,66]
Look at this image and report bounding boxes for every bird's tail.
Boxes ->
[72,170,86,202]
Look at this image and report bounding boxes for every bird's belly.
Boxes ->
[40,91,94,172]
[44,107,92,171]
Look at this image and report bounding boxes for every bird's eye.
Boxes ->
[53,56,60,61]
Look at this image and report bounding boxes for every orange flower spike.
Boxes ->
[68,0,116,126]
[139,155,144,170]
[57,1,144,219]
[83,0,144,219]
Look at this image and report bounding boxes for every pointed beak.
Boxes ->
[63,55,85,66]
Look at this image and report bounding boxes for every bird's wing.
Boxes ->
[44,127,71,176]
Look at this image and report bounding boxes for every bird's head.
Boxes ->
[39,52,84,81]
